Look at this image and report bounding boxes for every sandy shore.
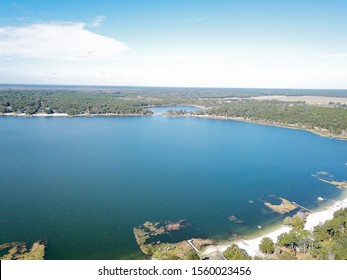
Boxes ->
[203,196,347,258]
[2,106,346,141]
[304,197,347,231]
[202,226,292,257]
[0,112,145,117]
[33,113,69,117]
[1,112,69,117]
[234,226,292,257]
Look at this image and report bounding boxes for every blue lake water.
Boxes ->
[0,110,346,259]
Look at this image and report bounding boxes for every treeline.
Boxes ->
[223,207,347,260]
[0,89,209,115]
[166,109,188,116]
[2,85,347,98]
[1,90,346,137]
[0,90,153,115]
[196,100,347,135]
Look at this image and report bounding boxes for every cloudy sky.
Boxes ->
[0,0,346,88]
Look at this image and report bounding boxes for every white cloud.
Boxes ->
[134,55,226,61]
[322,53,347,58]
[0,22,346,88]
[89,16,106,27]
[0,22,128,59]
[0,63,128,85]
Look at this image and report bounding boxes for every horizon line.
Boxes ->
[1,83,347,91]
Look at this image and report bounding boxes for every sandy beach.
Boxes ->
[1,112,69,117]
[203,195,347,258]
[0,112,144,117]
[304,197,347,231]
[33,113,69,117]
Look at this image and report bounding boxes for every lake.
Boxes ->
[0,108,346,259]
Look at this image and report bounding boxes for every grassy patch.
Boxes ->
[264,197,298,214]
[0,241,46,260]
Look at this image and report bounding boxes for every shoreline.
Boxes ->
[2,110,345,141]
[190,114,347,141]
[202,194,347,258]
[0,112,147,117]
[1,110,346,141]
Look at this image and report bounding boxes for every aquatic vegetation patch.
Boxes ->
[318,179,347,189]
[313,171,347,189]
[133,219,214,259]
[133,219,191,247]
[0,241,46,260]
[143,238,215,260]
[263,197,298,214]
[228,215,244,224]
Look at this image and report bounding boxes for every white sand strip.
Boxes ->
[205,196,347,257]
[33,113,69,117]
[304,197,347,231]
[233,226,292,257]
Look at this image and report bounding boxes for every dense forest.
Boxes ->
[0,90,154,115]
[1,88,346,138]
[196,99,347,136]
[223,207,347,260]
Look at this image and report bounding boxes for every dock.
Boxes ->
[187,239,199,252]
[292,201,313,213]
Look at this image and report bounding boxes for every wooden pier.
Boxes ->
[292,201,313,213]
[187,239,199,252]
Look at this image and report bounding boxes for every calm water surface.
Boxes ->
[0,108,346,259]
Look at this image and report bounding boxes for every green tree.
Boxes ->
[333,207,347,219]
[333,235,347,260]
[282,216,305,230]
[283,216,292,226]
[186,251,200,260]
[291,216,305,230]
[277,230,299,254]
[277,251,297,260]
[313,224,330,242]
[259,237,274,254]
[296,229,311,254]
[311,209,347,259]
[223,244,251,260]
[313,240,335,260]
[314,217,346,242]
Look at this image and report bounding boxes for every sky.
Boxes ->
[0,0,346,88]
